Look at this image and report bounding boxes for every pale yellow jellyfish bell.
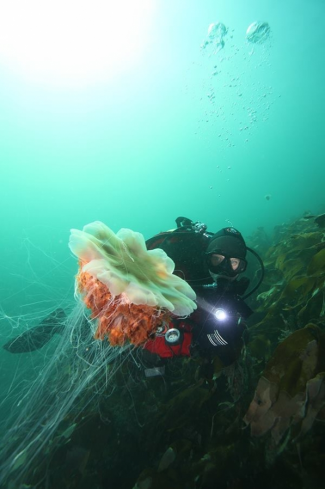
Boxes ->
[69,221,197,346]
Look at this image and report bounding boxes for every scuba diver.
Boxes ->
[143,217,264,369]
[3,217,264,372]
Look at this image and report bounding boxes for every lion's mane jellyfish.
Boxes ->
[69,221,197,346]
[0,222,196,487]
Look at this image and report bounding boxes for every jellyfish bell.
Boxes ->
[246,21,271,44]
[69,221,197,347]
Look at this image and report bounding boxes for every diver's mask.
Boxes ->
[206,227,248,278]
[206,252,247,278]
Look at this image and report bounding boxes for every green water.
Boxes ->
[0,3,324,485]
[0,0,324,329]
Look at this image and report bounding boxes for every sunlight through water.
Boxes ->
[0,0,155,87]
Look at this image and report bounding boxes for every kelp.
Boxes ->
[247,212,325,345]
[315,213,325,228]
[14,210,325,489]
[308,247,325,276]
[244,324,325,445]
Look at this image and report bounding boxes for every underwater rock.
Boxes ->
[244,324,325,444]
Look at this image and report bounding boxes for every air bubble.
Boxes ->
[246,21,271,44]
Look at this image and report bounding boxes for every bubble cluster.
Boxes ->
[191,19,274,150]
[201,22,228,54]
[246,22,271,44]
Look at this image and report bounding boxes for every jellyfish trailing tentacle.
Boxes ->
[0,222,197,487]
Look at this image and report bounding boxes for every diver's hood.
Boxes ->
[207,227,247,260]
